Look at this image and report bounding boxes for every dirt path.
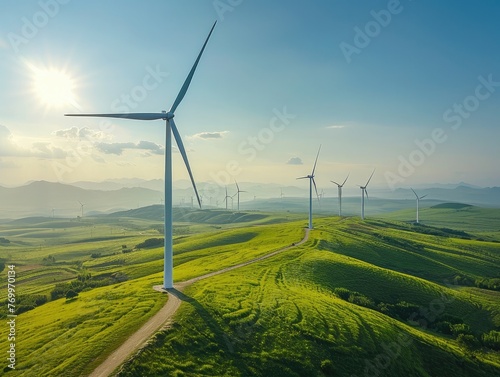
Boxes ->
[89,228,310,377]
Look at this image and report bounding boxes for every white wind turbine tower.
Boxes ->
[65,22,217,289]
[297,145,321,229]
[331,173,349,217]
[411,188,427,224]
[359,169,375,220]
[234,180,246,211]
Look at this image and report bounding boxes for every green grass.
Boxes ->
[0,273,166,376]
[379,205,500,240]
[1,211,500,376]
[0,213,305,376]
[115,217,500,377]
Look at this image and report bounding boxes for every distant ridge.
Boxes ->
[1,180,499,219]
[431,202,473,209]
[0,181,161,218]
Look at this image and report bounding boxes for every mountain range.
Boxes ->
[0,180,498,219]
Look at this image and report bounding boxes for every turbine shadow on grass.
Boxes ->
[165,288,256,375]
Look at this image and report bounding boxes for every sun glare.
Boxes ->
[28,63,81,110]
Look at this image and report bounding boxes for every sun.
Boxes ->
[28,63,81,110]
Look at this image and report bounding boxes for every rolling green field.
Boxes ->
[0,207,499,376]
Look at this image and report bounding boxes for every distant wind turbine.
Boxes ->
[359,169,375,220]
[297,145,321,229]
[410,188,427,223]
[65,22,217,289]
[319,189,325,201]
[331,173,349,217]
[224,187,232,210]
[234,180,246,211]
[78,201,85,218]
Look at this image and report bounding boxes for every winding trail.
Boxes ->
[89,227,310,377]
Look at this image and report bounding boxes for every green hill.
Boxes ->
[431,202,473,209]
[379,205,500,241]
[118,218,500,377]
[1,216,500,376]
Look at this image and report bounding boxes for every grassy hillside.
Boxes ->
[117,218,500,377]
[379,204,500,240]
[1,212,499,376]
[0,214,305,376]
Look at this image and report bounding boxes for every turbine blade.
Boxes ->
[170,119,201,208]
[169,21,217,114]
[235,180,240,192]
[410,187,418,199]
[312,177,320,201]
[341,173,350,186]
[65,113,166,120]
[365,189,369,199]
[311,145,321,176]
[420,194,428,199]
[365,169,375,187]
[331,180,341,186]
[297,176,308,180]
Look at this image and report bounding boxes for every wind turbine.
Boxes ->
[223,186,232,210]
[297,145,321,229]
[319,189,325,201]
[359,170,375,220]
[234,180,246,211]
[331,173,349,217]
[410,188,427,224]
[78,201,85,218]
[65,22,217,289]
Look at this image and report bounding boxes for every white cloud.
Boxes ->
[190,131,229,140]
[0,125,25,156]
[31,142,69,159]
[286,157,303,165]
[325,125,347,129]
[0,125,76,161]
[54,126,109,141]
[95,141,164,156]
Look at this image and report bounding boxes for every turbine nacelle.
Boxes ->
[160,110,174,120]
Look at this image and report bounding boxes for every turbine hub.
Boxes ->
[163,111,174,120]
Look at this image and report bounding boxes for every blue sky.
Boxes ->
[0,0,499,190]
